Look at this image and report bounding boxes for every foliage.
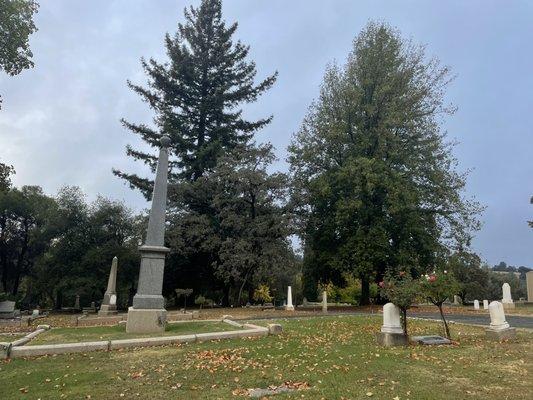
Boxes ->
[336,273,379,304]
[379,270,420,335]
[419,270,460,338]
[175,288,193,309]
[113,0,290,307]
[448,251,488,302]
[289,21,482,305]
[0,175,57,297]
[527,196,533,228]
[165,143,297,306]
[0,0,39,108]
[194,295,213,309]
[252,284,272,304]
[487,271,524,300]
[113,0,276,196]
[28,187,142,309]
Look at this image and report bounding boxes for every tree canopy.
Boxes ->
[289,22,482,303]
[0,0,39,108]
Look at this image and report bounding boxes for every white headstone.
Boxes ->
[322,291,328,313]
[31,309,39,317]
[381,303,403,334]
[453,295,461,305]
[488,301,510,331]
[474,300,479,310]
[285,286,294,311]
[501,283,513,304]
[483,300,489,310]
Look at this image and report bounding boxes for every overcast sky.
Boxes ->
[0,0,531,267]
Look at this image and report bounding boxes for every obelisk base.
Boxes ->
[98,304,117,317]
[285,305,294,311]
[502,302,515,310]
[126,307,167,334]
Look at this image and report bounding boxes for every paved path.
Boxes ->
[239,311,533,330]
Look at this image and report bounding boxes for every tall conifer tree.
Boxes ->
[114,0,277,198]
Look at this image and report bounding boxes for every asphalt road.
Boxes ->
[240,311,533,330]
[413,312,533,329]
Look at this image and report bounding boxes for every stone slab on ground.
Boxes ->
[249,387,294,397]
[485,327,516,341]
[410,335,452,345]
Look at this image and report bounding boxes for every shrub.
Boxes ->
[379,270,420,336]
[419,270,460,339]
[253,284,272,304]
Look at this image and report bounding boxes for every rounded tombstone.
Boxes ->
[488,301,509,331]
[381,302,403,334]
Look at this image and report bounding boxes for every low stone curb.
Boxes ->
[0,325,51,357]
[222,318,245,328]
[11,341,110,358]
[5,322,273,359]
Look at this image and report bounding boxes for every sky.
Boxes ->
[0,0,531,267]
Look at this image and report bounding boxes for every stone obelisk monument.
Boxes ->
[527,271,533,303]
[126,136,171,333]
[98,256,118,316]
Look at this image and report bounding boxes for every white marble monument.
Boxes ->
[501,283,515,310]
[483,299,489,310]
[376,303,408,346]
[285,286,294,311]
[474,300,479,310]
[322,291,328,313]
[485,301,516,340]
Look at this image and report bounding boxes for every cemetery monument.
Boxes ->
[126,136,171,334]
[527,271,533,302]
[485,301,516,340]
[376,302,408,346]
[98,256,118,316]
[501,282,515,309]
[285,286,294,311]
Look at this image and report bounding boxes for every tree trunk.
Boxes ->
[360,277,370,305]
[221,285,230,307]
[12,225,29,296]
[438,304,451,339]
[401,308,408,336]
[55,290,63,310]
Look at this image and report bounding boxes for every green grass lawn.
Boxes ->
[28,321,240,345]
[1,315,531,399]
